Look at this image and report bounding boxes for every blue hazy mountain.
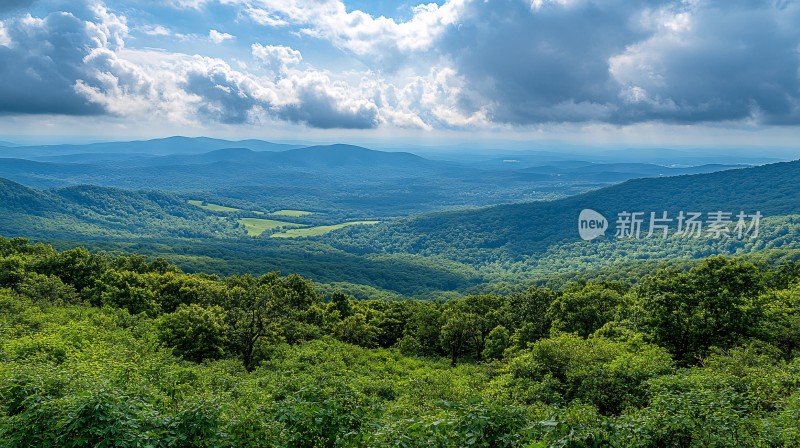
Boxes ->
[0,136,302,158]
[0,140,754,217]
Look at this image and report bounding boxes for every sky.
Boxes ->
[0,0,800,149]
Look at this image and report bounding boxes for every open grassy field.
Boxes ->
[271,221,380,238]
[271,209,314,217]
[238,218,305,237]
[188,200,241,213]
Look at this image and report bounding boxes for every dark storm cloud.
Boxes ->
[276,82,380,129]
[439,0,647,123]
[441,0,800,125]
[610,0,800,125]
[183,70,260,124]
[0,10,105,115]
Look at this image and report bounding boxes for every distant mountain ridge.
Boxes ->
[0,136,302,158]
[0,137,776,218]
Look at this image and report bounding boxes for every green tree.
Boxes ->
[483,325,511,360]
[548,283,623,338]
[97,270,160,316]
[329,292,354,318]
[440,307,478,366]
[225,283,276,371]
[157,304,229,363]
[334,314,379,348]
[760,283,800,359]
[502,286,556,345]
[637,257,766,365]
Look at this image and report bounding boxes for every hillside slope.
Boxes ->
[324,160,800,274]
[0,178,479,295]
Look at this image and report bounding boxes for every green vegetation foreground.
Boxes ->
[1,236,800,447]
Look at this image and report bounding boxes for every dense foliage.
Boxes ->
[2,236,800,446]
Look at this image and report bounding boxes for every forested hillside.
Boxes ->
[0,177,238,240]
[326,159,800,275]
[3,159,800,298]
[1,236,800,446]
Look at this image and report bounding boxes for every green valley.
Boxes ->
[271,221,380,238]
[238,218,304,236]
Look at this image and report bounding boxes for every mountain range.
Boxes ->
[0,138,758,217]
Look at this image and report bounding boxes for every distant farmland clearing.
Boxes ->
[238,218,304,237]
[271,209,314,217]
[188,200,241,213]
[271,221,380,238]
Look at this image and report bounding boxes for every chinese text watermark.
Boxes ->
[579,209,762,241]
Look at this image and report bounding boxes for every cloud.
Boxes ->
[607,0,800,125]
[251,43,301,73]
[208,29,234,44]
[168,0,209,9]
[0,1,382,128]
[0,5,124,115]
[5,0,800,132]
[222,0,800,127]
[0,22,10,46]
[434,0,651,125]
[227,0,467,68]
[435,0,800,126]
[140,24,171,36]
[274,70,379,128]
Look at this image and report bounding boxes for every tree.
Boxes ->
[483,325,511,360]
[97,270,160,316]
[637,257,766,365]
[157,304,228,363]
[17,272,78,303]
[329,292,354,318]
[403,302,443,356]
[502,287,556,347]
[333,314,379,348]
[225,273,320,370]
[440,307,480,367]
[547,283,623,338]
[37,247,107,299]
[225,283,276,371]
[760,283,800,359]
[156,272,226,313]
[439,295,503,366]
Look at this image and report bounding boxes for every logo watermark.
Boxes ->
[578,209,608,241]
[579,210,762,241]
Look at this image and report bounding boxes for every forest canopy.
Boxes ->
[2,235,800,446]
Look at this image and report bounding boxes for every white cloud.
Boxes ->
[607,1,800,124]
[0,21,11,47]
[226,0,467,62]
[140,25,171,36]
[251,43,302,73]
[208,29,234,44]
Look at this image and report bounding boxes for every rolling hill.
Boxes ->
[324,159,800,277]
[2,159,800,295]
[0,177,481,296]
